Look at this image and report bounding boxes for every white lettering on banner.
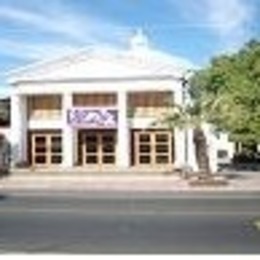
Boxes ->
[68,108,118,128]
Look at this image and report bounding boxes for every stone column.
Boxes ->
[116,90,130,168]
[62,93,74,168]
[10,94,27,166]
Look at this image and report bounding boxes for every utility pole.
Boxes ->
[182,77,189,175]
[179,70,193,177]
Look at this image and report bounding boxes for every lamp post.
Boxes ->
[179,70,193,177]
[182,77,189,176]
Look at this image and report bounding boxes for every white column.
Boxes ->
[173,82,198,172]
[172,88,186,169]
[62,93,74,167]
[187,128,198,172]
[10,94,27,166]
[117,90,130,168]
[174,128,185,168]
[205,125,218,173]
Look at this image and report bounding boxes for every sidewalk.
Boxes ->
[0,170,260,192]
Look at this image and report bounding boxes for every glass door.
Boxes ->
[154,132,172,164]
[32,135,48,165]
[101,132,116,165]
[84,133,99,165]
[136,132,152,165]
[82,131,116,166]
[31,132,62,166]
[134,130,173,166]
[50,135,62,164]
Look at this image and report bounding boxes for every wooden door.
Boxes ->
[134,130,173,166]
[31,133,62,166]
[81,131,116,166]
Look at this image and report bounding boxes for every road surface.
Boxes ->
[0,191,260,254]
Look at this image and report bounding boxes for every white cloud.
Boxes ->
[0,6,86,42]
[169,0,254,50]
[0,39,79,60]
[206,0,251,36]
[0,5,129,44]
[0,3,132,62]
[205,0,254,51]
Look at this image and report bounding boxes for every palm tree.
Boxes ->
[155,97,212,179]
[156,82,236,185]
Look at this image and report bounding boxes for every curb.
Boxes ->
[1,189,260,200]
[1,172,260,193]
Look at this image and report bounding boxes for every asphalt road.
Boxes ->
[0,191,260,254]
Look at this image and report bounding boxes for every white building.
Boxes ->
[2,31,234,172]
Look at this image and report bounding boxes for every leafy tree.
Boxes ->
[156,89,216,177]
[156,39,260,177]
[190,40,260,145]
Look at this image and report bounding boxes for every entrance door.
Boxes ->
[81,131,116,166]
[31,132,62,166]
[134,130,173,166]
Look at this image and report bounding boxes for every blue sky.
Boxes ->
[0,0,259,87]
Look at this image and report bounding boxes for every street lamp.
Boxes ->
[179,70,193,177]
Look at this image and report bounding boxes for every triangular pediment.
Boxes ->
[8,47,192,83]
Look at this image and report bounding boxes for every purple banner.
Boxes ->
[67,108,118,128]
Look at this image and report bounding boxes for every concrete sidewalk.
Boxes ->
[0,170,260,192]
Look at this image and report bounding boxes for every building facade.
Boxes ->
[5,32,234,172]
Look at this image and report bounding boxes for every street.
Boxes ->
[0,191,260,254]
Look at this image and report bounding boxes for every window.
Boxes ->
[217,150,228,159]
[73,93,116,106]
[28,95,62,119]
[128,91,172,117]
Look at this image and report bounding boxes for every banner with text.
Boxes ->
[67,107,118,128]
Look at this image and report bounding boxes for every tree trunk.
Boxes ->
[193,127,211,178]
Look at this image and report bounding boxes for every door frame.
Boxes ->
[79,129,117,168]
[29,130,62,167]
[133,129,174,167]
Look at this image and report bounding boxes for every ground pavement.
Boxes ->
[0,169,260,193]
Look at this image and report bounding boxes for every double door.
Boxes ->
[30,132,62,166]
[134,130,173,166]
[80,130,116,166]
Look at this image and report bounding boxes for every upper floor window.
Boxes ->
[73,93,117,107]
[128,91,172,117]
[27,95,62,120]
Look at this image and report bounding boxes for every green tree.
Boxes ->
[190,40,260,145]
[156,88,216,178]
[157,39,260,178]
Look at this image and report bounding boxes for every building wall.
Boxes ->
[10,86,193,169]
[8,77,233,172]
